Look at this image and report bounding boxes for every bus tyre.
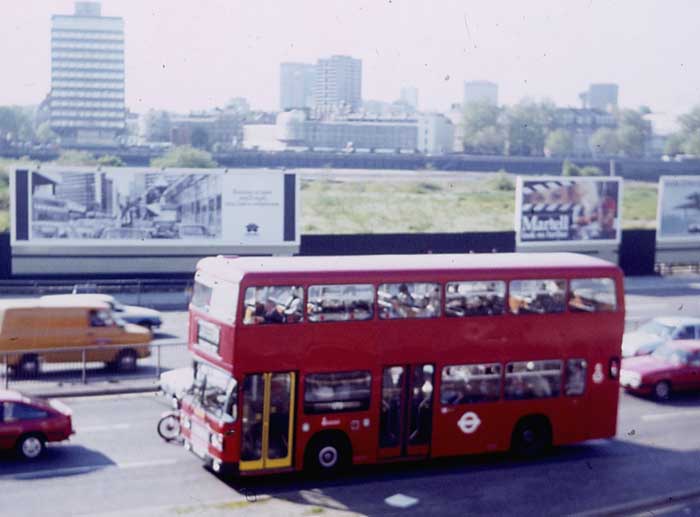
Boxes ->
[115,349,138,372]
[511,417,552,459]
[18,355,40,378]
[305,433,351,475]
[654,380,671,401]
[16,433,45,460]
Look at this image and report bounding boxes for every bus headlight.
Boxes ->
[210,432,224,451]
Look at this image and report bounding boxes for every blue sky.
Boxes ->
[1,0,698,132]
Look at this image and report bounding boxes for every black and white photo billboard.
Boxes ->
[10,167,299,274]
[515,176,622,245]
[656,176,700,244]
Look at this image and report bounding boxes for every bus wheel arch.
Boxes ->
[303,430,352,474]
[510,414,552,458]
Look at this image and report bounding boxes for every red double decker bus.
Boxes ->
[180,253,624,476]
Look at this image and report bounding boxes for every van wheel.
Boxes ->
[511,416,552,458]
[18,355,40,378]
[304,433,351,475]
[115,349,138,372]
[16,433,45,460]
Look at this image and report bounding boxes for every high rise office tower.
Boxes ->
[50,2,126,146]
[463,81,498,106]
[313,55,362,116]
[400,86,419,110]
[280,63,316,111]
[579,84,619,111]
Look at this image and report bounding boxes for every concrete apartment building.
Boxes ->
[463,81,498,106]
[579,84,619,111]
[280,63,316,111]
[313,55,362,116]
[50,2,126,147]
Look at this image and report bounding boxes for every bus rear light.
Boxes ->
[609,357,620,379]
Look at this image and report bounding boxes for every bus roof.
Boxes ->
[197,253,620,283]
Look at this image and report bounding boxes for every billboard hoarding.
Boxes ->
[12,167,298,248]
[515,176,622,246]
[656,176,700,244]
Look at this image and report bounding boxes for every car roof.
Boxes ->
[41,294,114,303]
[0,298,111,311]
[0,389,25,402]
[653,316,700,327]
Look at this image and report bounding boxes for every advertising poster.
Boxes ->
[515,176,622,245]
[12,167,298,247]
[656,176,700,243]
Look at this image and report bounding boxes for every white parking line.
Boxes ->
[0,459,179,480]
[641,409,700,422]
[79,423,131,433]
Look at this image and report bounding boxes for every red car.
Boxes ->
[0,390,74,459]
[620,340,700,400]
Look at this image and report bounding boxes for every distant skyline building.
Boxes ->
[279,62,316,111]
[463,80,498,106]
[50,1,126,146]
[399,86,418,110]
[579,83,619,111]
[313,55,362,116]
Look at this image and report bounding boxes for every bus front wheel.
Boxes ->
[511,416,552,458]
[304,432,351,475]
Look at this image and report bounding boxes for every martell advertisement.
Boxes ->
[656,176,700,243]
[515,176,622,245]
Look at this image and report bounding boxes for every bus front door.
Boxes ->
[378,364,435,460]
[239,372,296,472]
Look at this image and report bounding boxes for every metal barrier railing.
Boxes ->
[1,341,187,389]
[0,279,193,310]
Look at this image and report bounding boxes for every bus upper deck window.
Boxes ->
[509,279,566,315]
[378,282,441,319]
[568,278,617,313]
[243,286,304,325]
[445,281,505,317]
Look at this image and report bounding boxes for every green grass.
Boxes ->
[622,181,658,229]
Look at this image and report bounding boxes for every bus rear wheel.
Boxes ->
[305,433,351,475]
[511,416,552,458]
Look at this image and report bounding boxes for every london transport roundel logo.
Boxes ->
[457,411,481,434]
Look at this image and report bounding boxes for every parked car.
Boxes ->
[98,227,152,240]
[177,224,211,238]
[621,316,700,357]
[41,294,162,330]
[620,340,700,400]
[0,390,74,459]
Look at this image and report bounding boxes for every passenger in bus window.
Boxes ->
[262,299,285,324]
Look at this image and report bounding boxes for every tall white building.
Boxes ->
[313,55,362,116]
[50,2,126,146]
[280,63,315,111]
[463,80,498,106]
[400,86,418,110]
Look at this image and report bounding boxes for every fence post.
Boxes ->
[156,345,161,379]
[3,353,8,389]
[81,349,87,385]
